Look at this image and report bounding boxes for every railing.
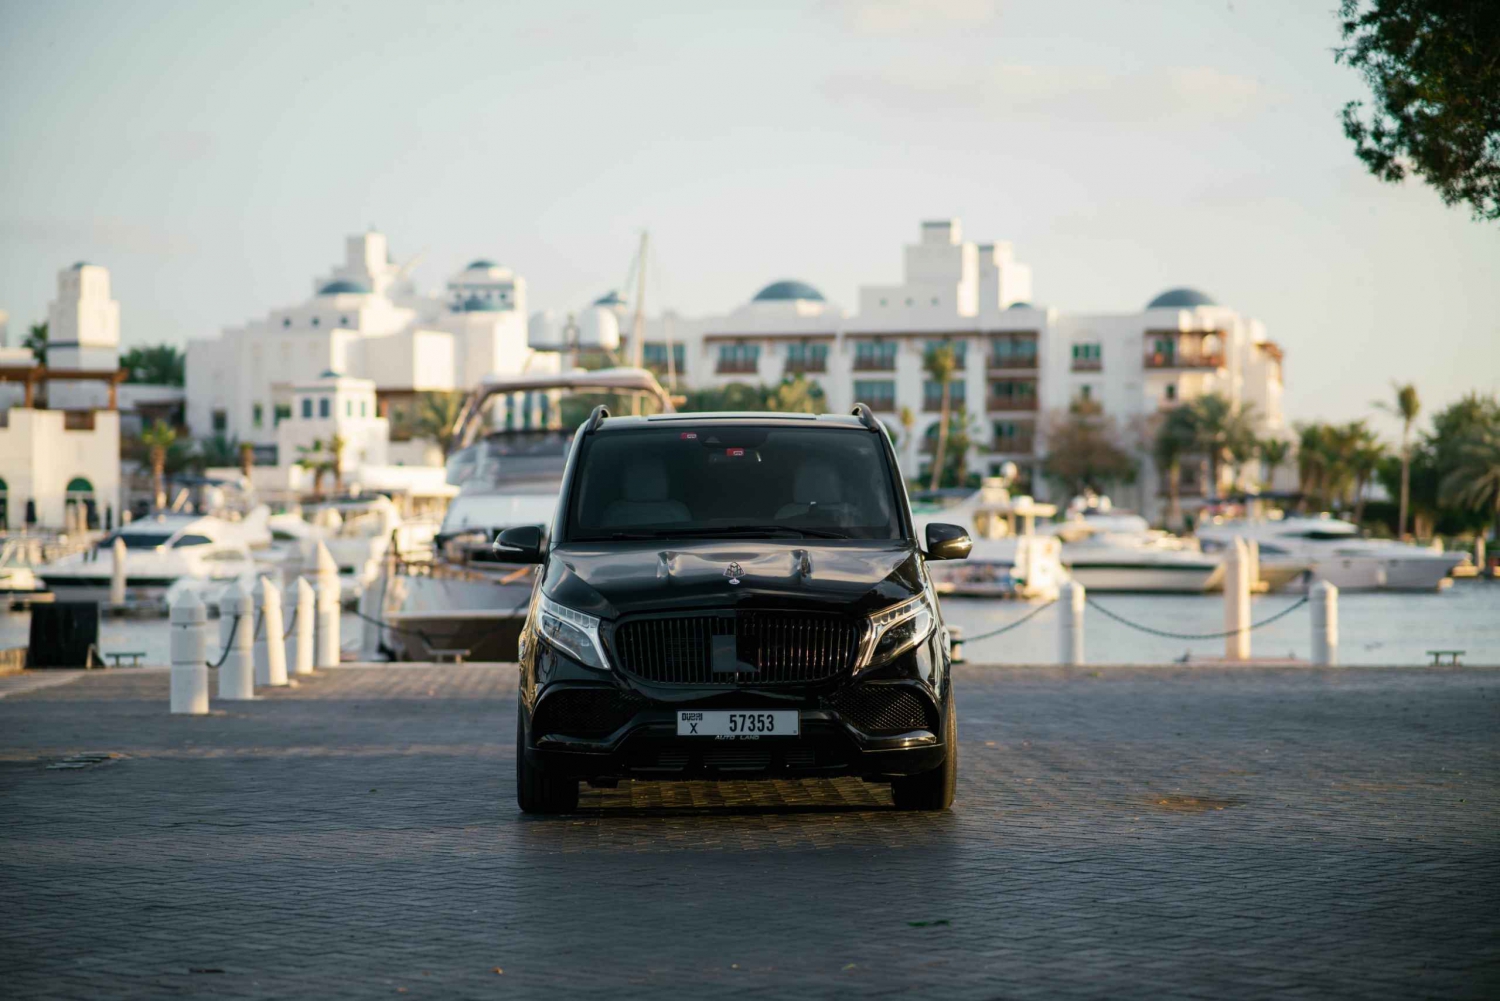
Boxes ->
[853,356,897,371]
[986,396,1038,412]
[783,359,826,374]
[63,411,96,431]
[862,397,896,413]
[1144,352,1224,369]
[715,359,760,374]
[991,437,1035,454]
[1071,358,1103,372]
[988,354,1038,371]
[923,396,966,414]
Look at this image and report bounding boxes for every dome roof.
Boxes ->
[466,259,497,270]
[1147,287,1217,309]
[1006,301,1033,310]
[460,294,503,312]
[318,279,372,296]
[593,290,626,307]
[752,280,824,303]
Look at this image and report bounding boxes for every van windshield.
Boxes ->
[566,426,903,542]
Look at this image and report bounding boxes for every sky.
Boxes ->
[1,0,1496,437]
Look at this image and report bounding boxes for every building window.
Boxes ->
[319,398,330,418]
[854,341,898,371]
[252,403,263,428]
[275,404,291,425]
[905,298,913,306]
[360,400,367,417]
[784,341,828,373]
[931,297,939,306]
[212,409,227,433]
[282,318,291,328]
[923,379,966,412]
[301,399,312,419]
[988,379,1038,410]
[715,343,760,374]
[311,317,320,327]
[853,379,897,412]
[340,316,350,327]
[990,336,1038,368]
[879,298,887,306]
[1164,384,1177,402]
[924,339,967,369]
[1080,385,1092,400]
[643,343,686,372]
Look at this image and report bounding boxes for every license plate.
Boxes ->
[677,710,799,737]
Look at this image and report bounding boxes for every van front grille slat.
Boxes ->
[612,612,858,686]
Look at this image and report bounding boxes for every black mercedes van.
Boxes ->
[498,404,971,813]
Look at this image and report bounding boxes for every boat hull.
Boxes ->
[378,573,533,662]
[1064,562,1222,593]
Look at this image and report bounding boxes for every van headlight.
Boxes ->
[537,595,609,671]
[857,592,936,669]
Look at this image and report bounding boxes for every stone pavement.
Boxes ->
[1,663,1497,999]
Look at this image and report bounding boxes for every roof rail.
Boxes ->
[850,403,881,432]
[583,404,610,435]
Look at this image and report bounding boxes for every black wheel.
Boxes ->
[891,689,957,811]
[516,699,579,814]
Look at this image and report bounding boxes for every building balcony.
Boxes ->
[1144,351,1224,369]
[986,396,1038,412]
[987,355,1038,371]
[63,410,96,431]
[991,437,1035,454]
[783,359,827,374]
[862,397,896,413]
[715,360,760,375]
[922,397,967,414]
[853,357,897,372]
[1071,358,1103,372]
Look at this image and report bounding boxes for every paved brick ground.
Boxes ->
[1,663,1497,999]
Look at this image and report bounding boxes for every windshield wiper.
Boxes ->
[654,525,850,540]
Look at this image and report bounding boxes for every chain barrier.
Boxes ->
[205,613,242,670]
[959,599,1059,644]
[348,589,535,656]
[282,603,298,641]
[1084,594,1310,641]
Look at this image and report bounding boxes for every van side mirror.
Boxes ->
[925,523,972,561]
[494,525,545,564]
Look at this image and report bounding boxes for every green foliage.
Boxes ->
[676,377,825,415]
[1377,392,1500,534]
[1041,402,1139,496]
[23,322,46,365]
[121,344,185,385]
[1293,419,1385,515]
[393,390,466,454]
[920,409,977,490]
[1336,0,1500,221]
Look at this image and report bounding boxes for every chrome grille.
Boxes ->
[611,611,859,685]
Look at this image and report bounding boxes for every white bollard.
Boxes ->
[1224,538,1251,661]
[315,542,341,667]
[253,576,288,687]
[357,576,383,661]
[1310,580,1339,666]
[217,580,256,700]
[1058,579,1085,666]
[293,576,316,675]
[109,536,127,606]
[1244,539,1260,592]
[169,589,210,715]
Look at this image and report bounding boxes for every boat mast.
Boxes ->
[629,230,648,413]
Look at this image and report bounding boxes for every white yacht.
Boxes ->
[1196,514,1467,592]
[911,480,1067,600]
[270,496,439,602]
[37,512,265,603]
[1054,506,1225,593]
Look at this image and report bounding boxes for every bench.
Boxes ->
[1426,650,1465,666]
[426,648,470,665]
[104,651,147,667]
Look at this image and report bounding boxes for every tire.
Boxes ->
[516,699,579,814]
[891,689,957,811]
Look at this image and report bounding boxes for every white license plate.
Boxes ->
[677,710,800,737]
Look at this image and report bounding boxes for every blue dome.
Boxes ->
[593,290,626,307]
[318,279,372,296]
[466,259,497,270]
[1147,288,1217,309]
[752,280,824,303]
[459,294,502,312]
[1006,301,1033,310]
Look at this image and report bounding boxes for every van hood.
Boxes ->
[545,540,923,619]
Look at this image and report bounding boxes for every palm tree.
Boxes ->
[408,391,468,455]
[238,441,255,481]
[120,344,186,386]
[1259,437,1291,490]
[140,420,176,510]
[923,343,958,491]
[1153,405,1198,527]
[23,321,47,366]
[328,434,347,495]
[898,405,915,473]
[1348,432,1386,525]
[1183,393,1257,498]
[1376,382,1421,538]
[1440,425,1500,539]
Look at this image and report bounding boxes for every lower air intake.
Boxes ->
[824,684,936,734]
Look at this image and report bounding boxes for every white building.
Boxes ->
[185,232,556,454]
[623,219,1285,522]
[0,264,124,531]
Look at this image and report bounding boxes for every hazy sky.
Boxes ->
[2,0,1496,436]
